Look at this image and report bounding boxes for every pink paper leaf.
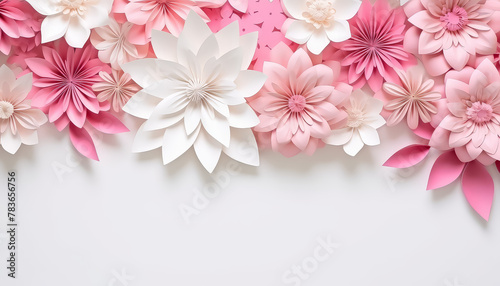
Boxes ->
[383,144,430,168]
[427,150,465,190]
[69,124,99,161]
[412,121,434,140]
[462,160,494,221]
[496,161,500,173]
[87,112,129,134]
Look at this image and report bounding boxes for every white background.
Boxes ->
[0,113,499,286]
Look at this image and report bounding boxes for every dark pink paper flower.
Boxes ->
[0,0,41,55]
[24,41,129,160]
[331,0,415,92]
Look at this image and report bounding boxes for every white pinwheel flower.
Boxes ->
[122,11,266,173]
[26,0,113,48]
[0,65,47,154]
[323,90,385,156]
[283,0,361,54]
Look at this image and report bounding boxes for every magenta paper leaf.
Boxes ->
[87,112,129,134]
[69,124,99,161]
[427,150,465,190]
[462,160,494,221]
[412,122,434,140]
[496,161,500,173]
[383,144,430,168]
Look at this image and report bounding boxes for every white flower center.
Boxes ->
[303,0,336,29]
[346,108,365,128]
[59,0,89,17]
[187,82,207,103]
[0,101,14,119]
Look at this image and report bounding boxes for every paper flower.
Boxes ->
[122,11,266,172]
[0,65,47,154]
[324,90,385,156]
[205,0,296,71]
[331,0,415,92]
[404,0,500,76]
[93,69,140,112]
[24,41,128,160]
[198,0,249,13]
[90,19,149,70]
[375,64,442,129]
[0,0,41,55]
[430,59,500,165]
[113,0,209,45]
[26,0,113,48]
[249,43,351,157]
[282,0,361,54]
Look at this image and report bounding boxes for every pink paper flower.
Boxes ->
[93,69,140,112]
[404,0,500,76]
[249,43,352,157]
[331,0,415,92]
[113,0,209,45]
[90,19,149,70]
[375,65,443,129]
[198,0,249,13]
[205,0,296,70]
[24,41,129,160]
[0,65,47,154]
[430,59,500,166]
[0,0,41,55]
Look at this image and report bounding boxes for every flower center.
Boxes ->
[288,95,307,113]
[59,0,88,17]
[0,101,14,119]
[440,6,468,32]
[346,109,365,128]
[187,82,207,103]
[302,0,336,29]
[466,102,493,124]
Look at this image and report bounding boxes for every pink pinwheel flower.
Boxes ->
[375,64,443,129]
[0,0,41,55]
[430,59,500,166]
[331,0,415,92]
[90,19,149,70]
[249,43,352,157]
[113,0,209,45]
[404,0,500,76]
[93,69,140,112]
[24,41,128,160]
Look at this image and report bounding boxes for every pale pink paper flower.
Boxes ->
[24,41,128,160]
[0,65,47,154]
[93,69,140,112]
[205,0,296,70]
[113,0,209,45]
[430,59,500,166]
[404,0,500,76]
[0,0,41,55]
[331,0,415,92]
[375,65,442,129]
[249,43,352,157]
[90,19,149,70]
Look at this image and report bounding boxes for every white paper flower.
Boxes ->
[122,11,266,173]
[323,90,385,156]
[27,0,113,48]
[283,0,361,54]
[0,65,47,154]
